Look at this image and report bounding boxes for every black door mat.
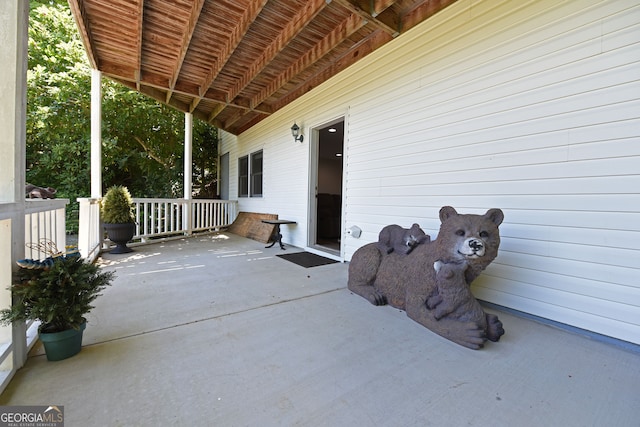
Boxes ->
[276,252,339,268]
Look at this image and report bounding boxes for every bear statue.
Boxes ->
[348,206,505,349]
[376,223,430,255]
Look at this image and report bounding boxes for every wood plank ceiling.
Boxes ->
[69,0,458,135]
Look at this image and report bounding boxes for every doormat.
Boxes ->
[276,252,339,268]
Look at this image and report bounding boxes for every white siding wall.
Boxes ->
[221,0,640,344]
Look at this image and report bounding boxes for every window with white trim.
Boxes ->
[238,150,263,198]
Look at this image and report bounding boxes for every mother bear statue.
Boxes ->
[348,206,505,349]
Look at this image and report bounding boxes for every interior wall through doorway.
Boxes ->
[314,119,344,254]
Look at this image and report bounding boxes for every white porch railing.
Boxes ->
[78,198,238,261]
[2,197,236,392]
[22,199,70,363]
[25,199,69,258]
[0,199,70,393]
[77,197,102,262]
[134,198,238,240]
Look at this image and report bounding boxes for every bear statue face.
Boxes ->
[437,206,504,264]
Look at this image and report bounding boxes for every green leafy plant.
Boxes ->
[0,256,114,333]
[101,185,135,224]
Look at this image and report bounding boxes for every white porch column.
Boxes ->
[0,0,28,382]
[91,68,102,198]
[184,112,193,234]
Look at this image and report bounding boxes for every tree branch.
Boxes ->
[132,136,170,169]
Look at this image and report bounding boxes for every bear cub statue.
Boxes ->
[428,260,487,325]
[348,206,505,349]
[376,223,430,255]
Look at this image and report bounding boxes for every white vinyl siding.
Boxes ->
[221,0,640,344]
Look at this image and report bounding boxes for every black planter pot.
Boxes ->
[104,222,136,254]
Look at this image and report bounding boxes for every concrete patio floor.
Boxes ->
[1,232,638,426]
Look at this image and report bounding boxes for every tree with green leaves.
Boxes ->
[26,3,219,231]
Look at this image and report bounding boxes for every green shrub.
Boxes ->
[101,185,135,223]
[0,256,114,333]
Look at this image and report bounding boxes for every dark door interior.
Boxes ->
[315,120,344,252]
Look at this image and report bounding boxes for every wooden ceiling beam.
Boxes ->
[226,111,267,135]
[207,104,227,123]
[250,11,365,117]
[371,0,397,16]
[148,89,190,113]
[189,97,200,114]
[101,62,138,82]
[70,0,458,135]
[269,29,391,111]
[116,79,189,113]
[401,0,459,32]
[195,110,225,130]
[333,0,399,37]
[106,68,270,115]
[219,110,245,131]
[226,0,329,103]
[372,0,458,34]
[349,0,396,17]
[135,0,144,91]
[68,0,99,69]
[196,0,269,101]
[165,0,206,104]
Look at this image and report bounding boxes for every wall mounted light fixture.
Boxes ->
[291,123,304,143]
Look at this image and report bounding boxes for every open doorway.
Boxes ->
[310,119,344,255]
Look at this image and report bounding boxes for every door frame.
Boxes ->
[306,115,346,259]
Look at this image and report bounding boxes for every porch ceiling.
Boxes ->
[68,0,458,135]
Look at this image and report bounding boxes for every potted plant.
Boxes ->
[0,253,114,361]
[101,185,136,253]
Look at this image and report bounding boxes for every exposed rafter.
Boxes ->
[226,0,328,103]
[198,1,268,98]
[69,0,458,135]
[68,0,98,69]
[333,0,400,37]
[134,0,144,91]
[166,0,206,104]
[247,12,367,124]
